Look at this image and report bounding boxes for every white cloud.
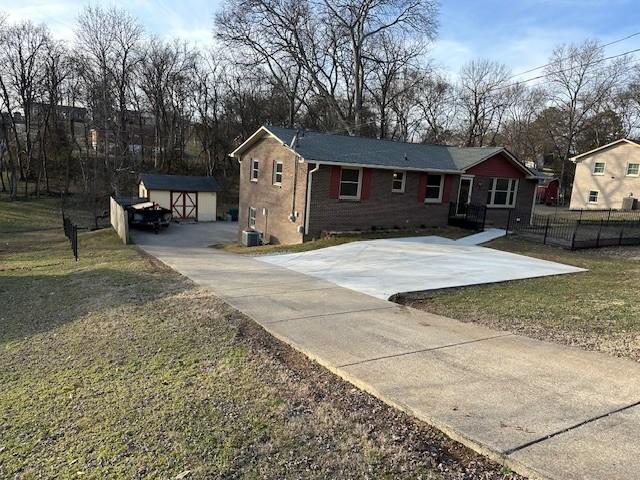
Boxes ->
[0,0,79,41]
[429,38,474,73]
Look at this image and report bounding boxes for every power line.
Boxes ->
[509,31,640,80]
[494,47,640,92]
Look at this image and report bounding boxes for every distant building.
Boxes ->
[569,139,640,210]
[30,102,87,123]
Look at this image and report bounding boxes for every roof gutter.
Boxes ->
[299,158,462,175]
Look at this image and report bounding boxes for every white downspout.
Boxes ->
[304,162,320,236]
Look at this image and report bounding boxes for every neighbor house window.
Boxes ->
[627,163,640,176]
[250,159,259,181]
[593,162,606,175]
[424,174,443,203]
[273,160,283,185]
[248,207,256,228]
[339,168,362,200]
[487,178,518,207]
[588,190,599,204]
[392,171,405,193]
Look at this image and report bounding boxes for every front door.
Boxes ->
[456,177,473,215]
[170,191,198,220]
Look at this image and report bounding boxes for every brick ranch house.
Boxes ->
[230,126,540,245]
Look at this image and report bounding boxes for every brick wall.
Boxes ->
[306,166,459,239]
[238,137,308,245]
[237,141,538,244]
[469,175,537,227]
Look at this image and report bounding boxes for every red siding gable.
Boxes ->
[466,152,526,178]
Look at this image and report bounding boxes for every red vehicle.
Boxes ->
[536,177,560,206]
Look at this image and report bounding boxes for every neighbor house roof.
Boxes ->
[138,173,221,192]
[230,125,534,176]
[570,138,640,161]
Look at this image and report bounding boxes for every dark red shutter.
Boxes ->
[329,166,341,199]
[361,168,373,200]
[417,173,427,202]
[442,175,452,203]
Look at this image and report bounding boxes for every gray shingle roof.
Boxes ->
[139,174,221,192]
[265,126,511,172]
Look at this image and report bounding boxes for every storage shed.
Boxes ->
[138,174,221,222]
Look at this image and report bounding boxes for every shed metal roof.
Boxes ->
[139,173,221,192]
[262,126,513,173]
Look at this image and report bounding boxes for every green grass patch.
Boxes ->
[220,226,469,255]
[400,238,640,360]
[1,200,515,479]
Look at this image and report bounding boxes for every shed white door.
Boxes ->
[170,191,198,220]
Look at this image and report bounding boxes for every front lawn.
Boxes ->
[0,199,519,479]
[398,237,640,361]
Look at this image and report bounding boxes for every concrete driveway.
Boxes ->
[132,223,640,480]
[259,235,585,300]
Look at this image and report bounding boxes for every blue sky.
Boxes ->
[1,0,638,78]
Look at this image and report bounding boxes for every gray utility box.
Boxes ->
[242,229,260,247]
[622,196,638,211]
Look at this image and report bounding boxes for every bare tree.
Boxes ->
[416,72,456,144]
[215,5,310,127]
[365,33,424,138]
[215,0,437,135]
[75,5,143,193]
[138,38,196,172]
[457,59,511,147]
[0,20,51,198]
[499,85,547,163]
[543,40,630,199]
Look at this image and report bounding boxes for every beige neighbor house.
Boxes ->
[230,126,540,245]
[569,139,640,210]
[138,174,221,222]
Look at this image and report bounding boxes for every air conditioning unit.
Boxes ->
[242,229,260,247]
[622,196,637,211]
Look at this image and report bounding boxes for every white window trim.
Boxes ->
[391,170,406,193]
[250,159,259,182]
[424,174,444,204]
[592,162,606,176]
[588,190,599,204]
[626,162,640,177]
[273,160,283,186]
[248,206,257,228]
[487,178,519,209]
[339,167,362,200]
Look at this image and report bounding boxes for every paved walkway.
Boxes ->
[258,232,583,300]
[132,223,640,480]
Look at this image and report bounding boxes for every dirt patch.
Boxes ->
[224,303,523,479]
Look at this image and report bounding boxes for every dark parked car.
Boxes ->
[126,201,172,233]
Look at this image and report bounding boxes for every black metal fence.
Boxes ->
[508,211,640,250]
[537,208,640,224]
[448,202,487,231]
[63,215,78,261]
[450,202,640,250]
